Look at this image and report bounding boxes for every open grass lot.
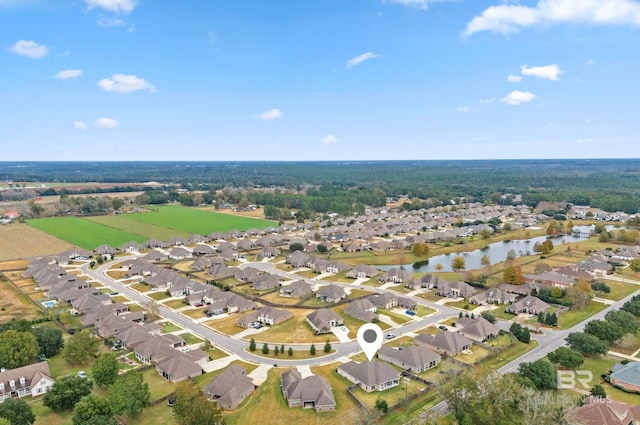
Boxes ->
[126,205,277,234]
[346,288,375,299]
[612,330,640,355]
[416,326,440,336]
[249,309,339,344]
[27,216,146,250]
[332,304,390,338]
[224,367,358,425]
[416,291,444,302]
[557,300,608,329]
[456,345,493,364]
[182,307,207,319]
[163,299,188,309]
[120,402,174,425]
[444,299,478,311]
[203,312,249,336]
[147,291,170,301]
[129,283,150,292]
[259,291,303,305]
[377,308,413,325]
[481,340,538,372]
[415,305,437,317]
[0,259,30,270]
[161,321,183,333]
[176,332,203,345]
[0,274,43,322]
[0,223,75,261]
[86,214,190,240]
[599,278,640,301]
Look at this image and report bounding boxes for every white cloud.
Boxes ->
[346,52,380,69]
[501,90,536,105]
[521,64,563,80]
[73,121,88,130]
[457,106,469,113]
[479,97,495,104]
[94,117,120,128]
[6,40,48,59]
[98,74,156,93]
[55,69,83,80]
[507,74,522,83]
[97,16,126,27]
[586,58,597,65]
[319,134,339,144]
[465,0,640,36]
[258,109,283,120]
[84,0,135,14]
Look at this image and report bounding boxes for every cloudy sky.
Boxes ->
[2,0,640,160]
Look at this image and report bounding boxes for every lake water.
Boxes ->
[379,225,598,273]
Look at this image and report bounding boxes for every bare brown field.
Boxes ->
[0,223,75,261]
[13,278,34,287]
[0,259,30,270]
[0,275,43,322]
[200,206,268,219]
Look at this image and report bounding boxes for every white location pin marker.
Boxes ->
[357,323,383,361]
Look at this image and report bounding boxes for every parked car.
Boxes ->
[110,291,119,296]
[386,333,396,339]
[110,344,122,351]
[77,371,88,379]
[194,303,204,307]
[438,325,448,331]
[181,347,191,352]
[405,309,416,316]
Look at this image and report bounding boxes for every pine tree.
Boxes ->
[288,347,293,357]
[324,340,331,353]
[249,338,256,351]
[262,343,269,355]
[310,344,316,355]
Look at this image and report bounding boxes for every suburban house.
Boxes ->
[573,397,640,425]
[455,317,500,342]
[505,295,550,315]
[237,306,293,328]
[143,249,169,263]
[435,280,475,298]
[280,280,312,298]
[154,350,206,383]
[577,258,613,275]
[168,247,192,260]
[286,251,311,268]
[306,308,344,334]
[368,293,397,309]
[192,244,216,257]
[253,274,280,291]
[609,362,640,393]
[316,284,347,303]
[281,369,336,412]
[377,345,441,373]
[378,267,413,284]
[204,364,254,410]
[337,360,400,392]
[414,332,472,356]
[523,271,575,289]
[94,244,118,256]
[469,288,518,305]
[346,264,379,279]
[499,282,543,296]
[0,361,55,402]
[344,298,378,322]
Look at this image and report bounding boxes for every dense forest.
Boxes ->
[1,159,640,214]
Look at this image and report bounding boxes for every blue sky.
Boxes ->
[2,0,640,161]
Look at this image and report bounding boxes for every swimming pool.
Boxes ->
[41,300,56,308]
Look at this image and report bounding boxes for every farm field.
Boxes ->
[0,223,75,260]
[26,216,147,250]
[125,205,276,235]
[85,214,191,240]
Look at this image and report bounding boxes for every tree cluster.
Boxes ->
[509,323,531,344]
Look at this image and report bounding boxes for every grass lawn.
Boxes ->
[126,205,277,235]
[207,347,230,361]
[598,278,640,301]
[416,291,444,302]
[456,346,493,364]
[250,310,338,344]
[493,304,517,321]
[346,288,375,299]
[259,291,303,306]
[130,283,151,292]
[377,308,413,325]
[147,291,170,301]
[141,367,176,400]
[176,332,203,345]
[444,299,479,311]
[182,308,207,319]
[299,297,335,307]
[416,326,440,336]
[611,330,640,355]
[224,367,358,425]
[384,336,414,348]
[86,214,190,240]
[565,354,640,404]
[112,295,129,303]
[481,340,538,372]
[47,352,96,379]
[163,299,188,309]
[351,379,428,411]
[120,402,174,425]
[331,304,390,337]
[247,346,336,360]
[31,398,74,425]
[557,301,608,329]
[293,269,320,279]
[203,312,250,336]
[161,322,183,333]
[414,305,437,317]
[26,216,146,250]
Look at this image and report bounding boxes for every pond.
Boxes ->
[379,225,597,273]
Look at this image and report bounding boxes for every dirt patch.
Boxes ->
[0,223,75,261]
[0,260,30,271]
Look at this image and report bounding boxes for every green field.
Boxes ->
[125,205,276,234]
[26,216,147,250]
[85,214,191,240]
